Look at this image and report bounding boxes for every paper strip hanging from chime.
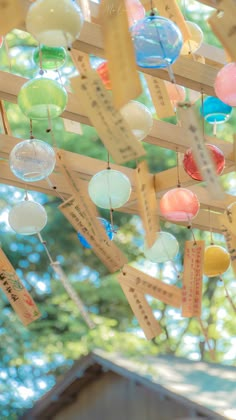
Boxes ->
[182,240,205,318]
[0,249,41,326]
[70,70,145,164]
[99,0,142,109]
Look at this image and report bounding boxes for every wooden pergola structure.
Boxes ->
[0,0,235,235]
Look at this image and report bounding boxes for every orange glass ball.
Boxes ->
[97,62,111,90]
[183,144,225,181]
[160,187,200,222]
[165,81,186,105]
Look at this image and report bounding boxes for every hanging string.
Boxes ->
[56,68,64,87]
[38,43,44,76]
[46,177,67,202]
[47,107,58,149]
[24,188,29,201]
[213,120,217,137]
[219,276,236,313]
[176,148,181,187]
[187,220,197,245]
[150,8,176,84]
[107,152,111,170]
[37,232,54,264]
[4,37,12,72]
[29,119,34,139]
[37,232,95,328]
[198,317,216,361]
[150,0,154,15]
[106,151,116,233]
[208,207,214,245]
[201,90,205,140]
[0,100,11,135]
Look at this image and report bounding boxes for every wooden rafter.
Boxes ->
[0,1,234,235]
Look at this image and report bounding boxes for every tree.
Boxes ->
[0,7,235,417]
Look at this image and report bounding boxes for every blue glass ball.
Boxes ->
[130,15,183,68]
[77,217,115,249]
[200,96,232,124]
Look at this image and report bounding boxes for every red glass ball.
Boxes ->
[160,187,200,222]
[96,61,111,90]
[0,37,3,48]
[183,144,225,181]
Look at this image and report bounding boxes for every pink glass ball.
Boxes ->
[214,62,236,106]
[183,144,225,181]
[160,187,200,222]
[0,37,3,48]
[126,0,145,27]
[165,81,186,105]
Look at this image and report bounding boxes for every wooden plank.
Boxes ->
[0,133,235,216]
[0,0,25,35]
[119,282,162,340]
[100,0,142,109]
[142,0,225,11]
[72,21,221,95]
[208,0,236,62]
[182,241,205,318]
[135,161,159,247]
[88,0,227,66]
[178,104,225,201]
[0,72,234,163]
[71,71,145,164]
[0,155,223,232]
[150,0,191,42]
[0,248,41,326]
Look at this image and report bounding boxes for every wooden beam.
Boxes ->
[0,133,232,233]
[73,21,221,95]
[86,2,226,65]
[0,71,234,162]
[18,2,225,87]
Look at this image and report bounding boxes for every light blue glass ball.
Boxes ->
[130,15,183,68]
[144,231,179,263]
[77,217,115,249]
[200,96,232,124]
[88,169,131,209]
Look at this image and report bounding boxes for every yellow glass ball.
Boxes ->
[204,245,230,277]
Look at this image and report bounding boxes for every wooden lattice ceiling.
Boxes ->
[0,0,235,235]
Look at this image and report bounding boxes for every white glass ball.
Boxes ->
[88,169,131,209]
[8,201,47,235]
[9,139,56,182]
[26,0,83,47]
[181,21,203,55]
[144,231,179,263]
[120,101,153,141]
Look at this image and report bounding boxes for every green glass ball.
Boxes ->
[33,45,67,70]
[18,78,68,120]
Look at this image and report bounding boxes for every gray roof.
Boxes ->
[99,351,236,420]
[22,351,236,420]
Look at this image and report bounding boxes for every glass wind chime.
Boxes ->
[3,0,236,326]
